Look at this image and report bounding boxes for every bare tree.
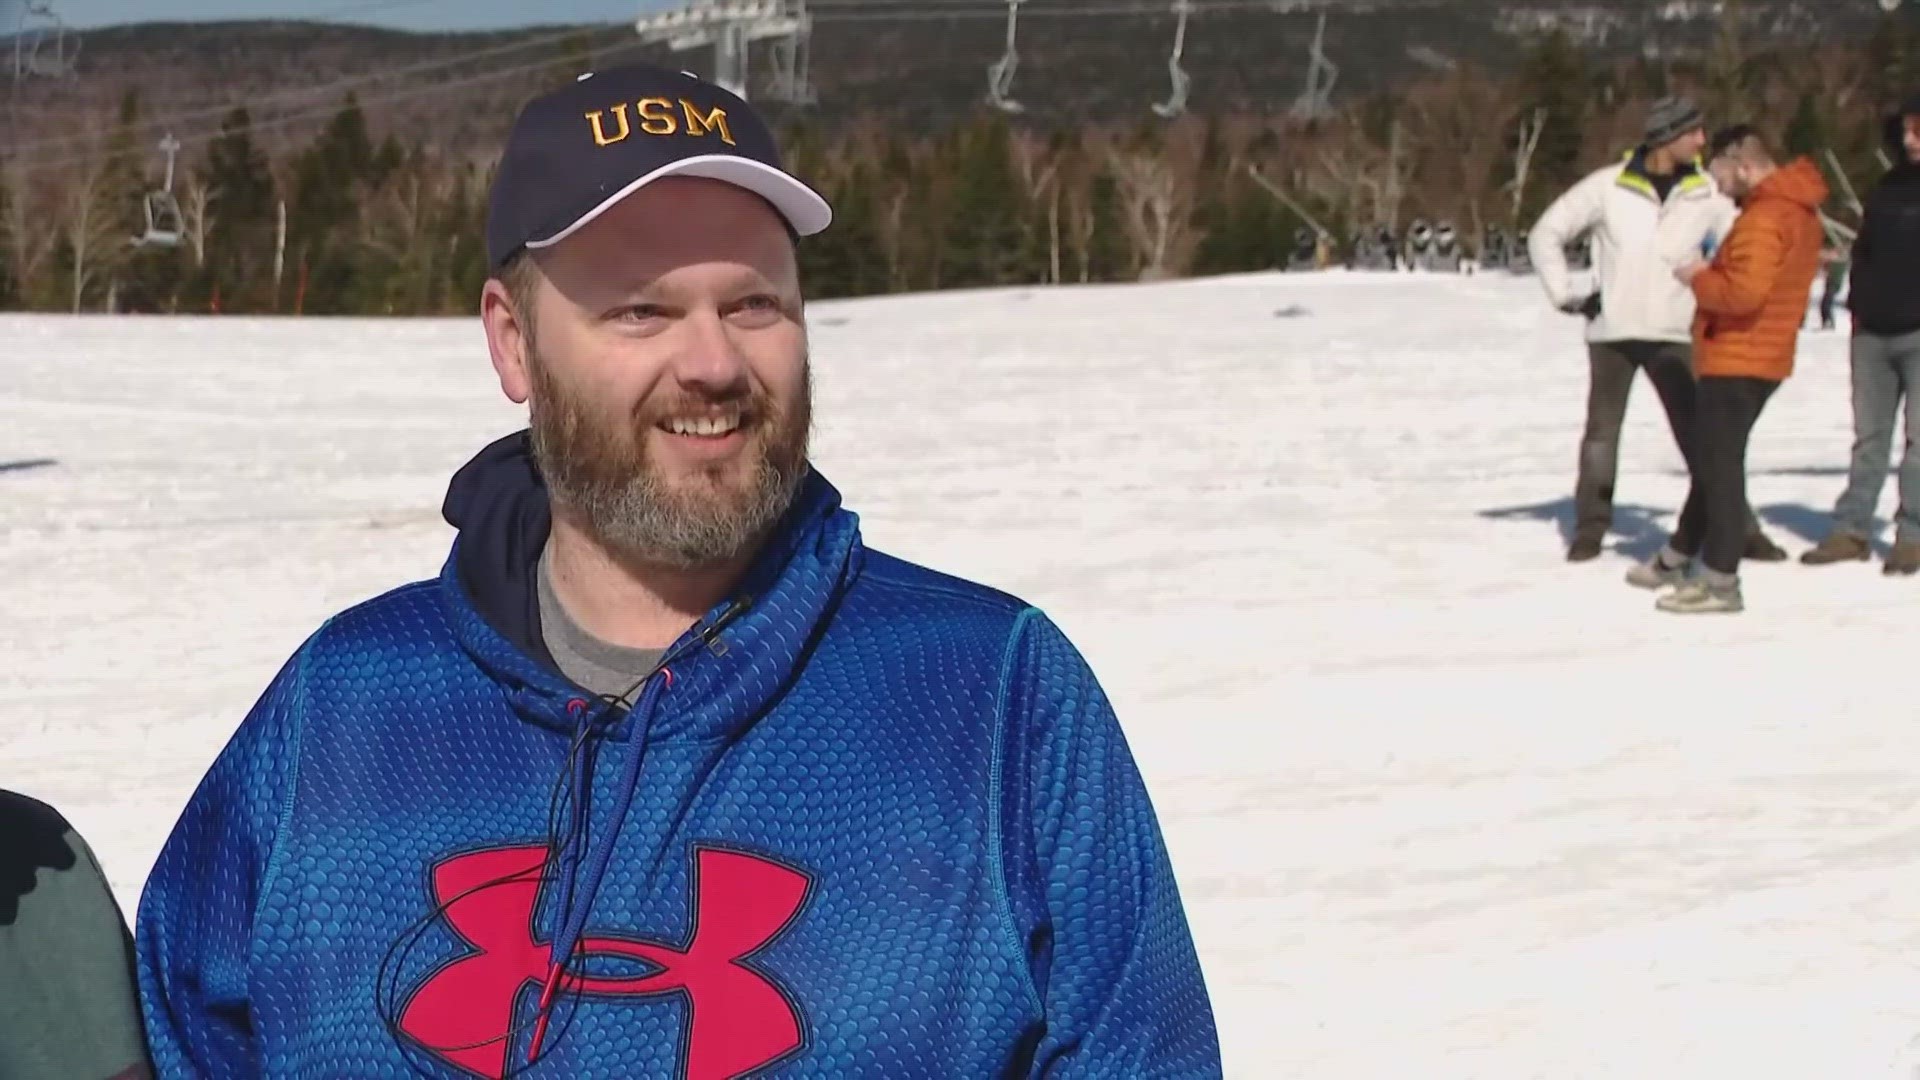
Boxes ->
[180,174,217,270]
[1507,107,1548,226]
[1010,129,1061,284]
[1106,144,1197,281]
[58,132,130,314]
[1403,69,1519,247]
[1306,114,1413,235]
[2,161,62,306]
[358,163,438,313]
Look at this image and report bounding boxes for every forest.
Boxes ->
[2,10,1916,315]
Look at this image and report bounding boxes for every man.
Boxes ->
[1529,96,1787,563]
[1,790,152,1080]
[1815,239,1849,331]
[1628,126,1829,613]
[1801,94,1920,575]
[134,64,1221,1077]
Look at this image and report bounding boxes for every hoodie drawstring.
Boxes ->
[527,668,673,1064]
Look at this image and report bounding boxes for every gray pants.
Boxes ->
[1831,328,1920,541]
[1576,341,1764,540]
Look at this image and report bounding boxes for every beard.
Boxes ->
[526,346,812,570]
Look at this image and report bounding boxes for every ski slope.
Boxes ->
[4,270,1917,1078]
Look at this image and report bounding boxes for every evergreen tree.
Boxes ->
[1193,177,1294,275]
[1515,29,1589,223]
[797,162,888,300]
[938,114,1041,288]
[1866,12,1920,114]
[1784,90,1827,159]
[438,161,491,315]
[197,106,279,312]
[0,170,14,309]
[289,94,378,313]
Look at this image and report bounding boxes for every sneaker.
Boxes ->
[1567,532,1604,562]
[1656,579,1743,614]
[1744,532,1789,562]
[1885,540,1920,576]
[1625,557,1687,590]
[1801,532,1871,565]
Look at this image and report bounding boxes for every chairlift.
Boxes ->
[986,0,1024,114]
[1151,0,1191,118]
[132,134,185,249]
[13,1,81,80]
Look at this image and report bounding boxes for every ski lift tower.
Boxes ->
[9,0,81,81]
[1288,12,1336,122]
[634,0,814,105]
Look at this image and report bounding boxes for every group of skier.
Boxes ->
[1528,92,1920,613]
[1285,220,1547,274]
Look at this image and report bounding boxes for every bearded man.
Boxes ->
[132,64,1220,1078]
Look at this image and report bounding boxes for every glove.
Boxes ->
[1560,293,1602,320]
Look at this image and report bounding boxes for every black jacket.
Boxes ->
[0,791,153,1080]
[1849,94,1920,335]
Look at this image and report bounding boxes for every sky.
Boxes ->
[36,0,663,32]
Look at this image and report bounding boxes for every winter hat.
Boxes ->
[1643,95,1706,149]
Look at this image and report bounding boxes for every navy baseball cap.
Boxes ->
[485,63,832,271]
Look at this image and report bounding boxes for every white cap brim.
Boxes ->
[524,154,833,253]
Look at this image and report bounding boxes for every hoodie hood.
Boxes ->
[1752,157,1830,211]
[437,429,862,743]
[1886,94,1920,172]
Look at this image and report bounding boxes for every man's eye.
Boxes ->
[728,295,784,321]
[617,305,667,323]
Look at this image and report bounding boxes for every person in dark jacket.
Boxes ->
[1802,94,1920,575]
[0,790,153,1080]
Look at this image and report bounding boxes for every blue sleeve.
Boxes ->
[1000,611,1222,1078]
[135,637,314,1078]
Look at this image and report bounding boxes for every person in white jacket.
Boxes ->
[1530,95,1787,562]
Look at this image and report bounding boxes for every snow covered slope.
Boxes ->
[3,270,1916,1077]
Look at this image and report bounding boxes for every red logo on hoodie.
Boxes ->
[399,843,812,1079]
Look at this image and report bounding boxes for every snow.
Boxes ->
[4,269,1917,1077]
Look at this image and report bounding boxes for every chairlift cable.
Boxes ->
[13,34,651,175]
[9,17,633,159]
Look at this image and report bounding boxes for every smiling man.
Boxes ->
[133,64,1220,1078]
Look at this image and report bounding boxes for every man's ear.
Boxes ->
[481,276,533,405]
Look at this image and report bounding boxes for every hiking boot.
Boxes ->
[1567,532,1604,562]
[1656,579,1744,614]
[1885,540,1920,577]
[1801,532,1872,565]
[1625,556,1687,590]
[1744,532,1789,562]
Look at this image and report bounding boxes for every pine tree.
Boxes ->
[437,160,490,315]
[0,169,14,309]
[196,107,279,312]
[1866,11,1920,114]
[1515,29,1589,224]
[797,161,888,300]
[1784,90,1827,159]
[939,113,1041,288]
[289,94,378,313]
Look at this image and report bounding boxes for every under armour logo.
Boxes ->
[400,843,812,1078]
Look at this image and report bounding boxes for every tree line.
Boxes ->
[3,16,1917,316]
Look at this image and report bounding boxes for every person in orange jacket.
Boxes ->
[1625,124,1830,613]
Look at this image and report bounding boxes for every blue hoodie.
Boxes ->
[134,431,1221,1079]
